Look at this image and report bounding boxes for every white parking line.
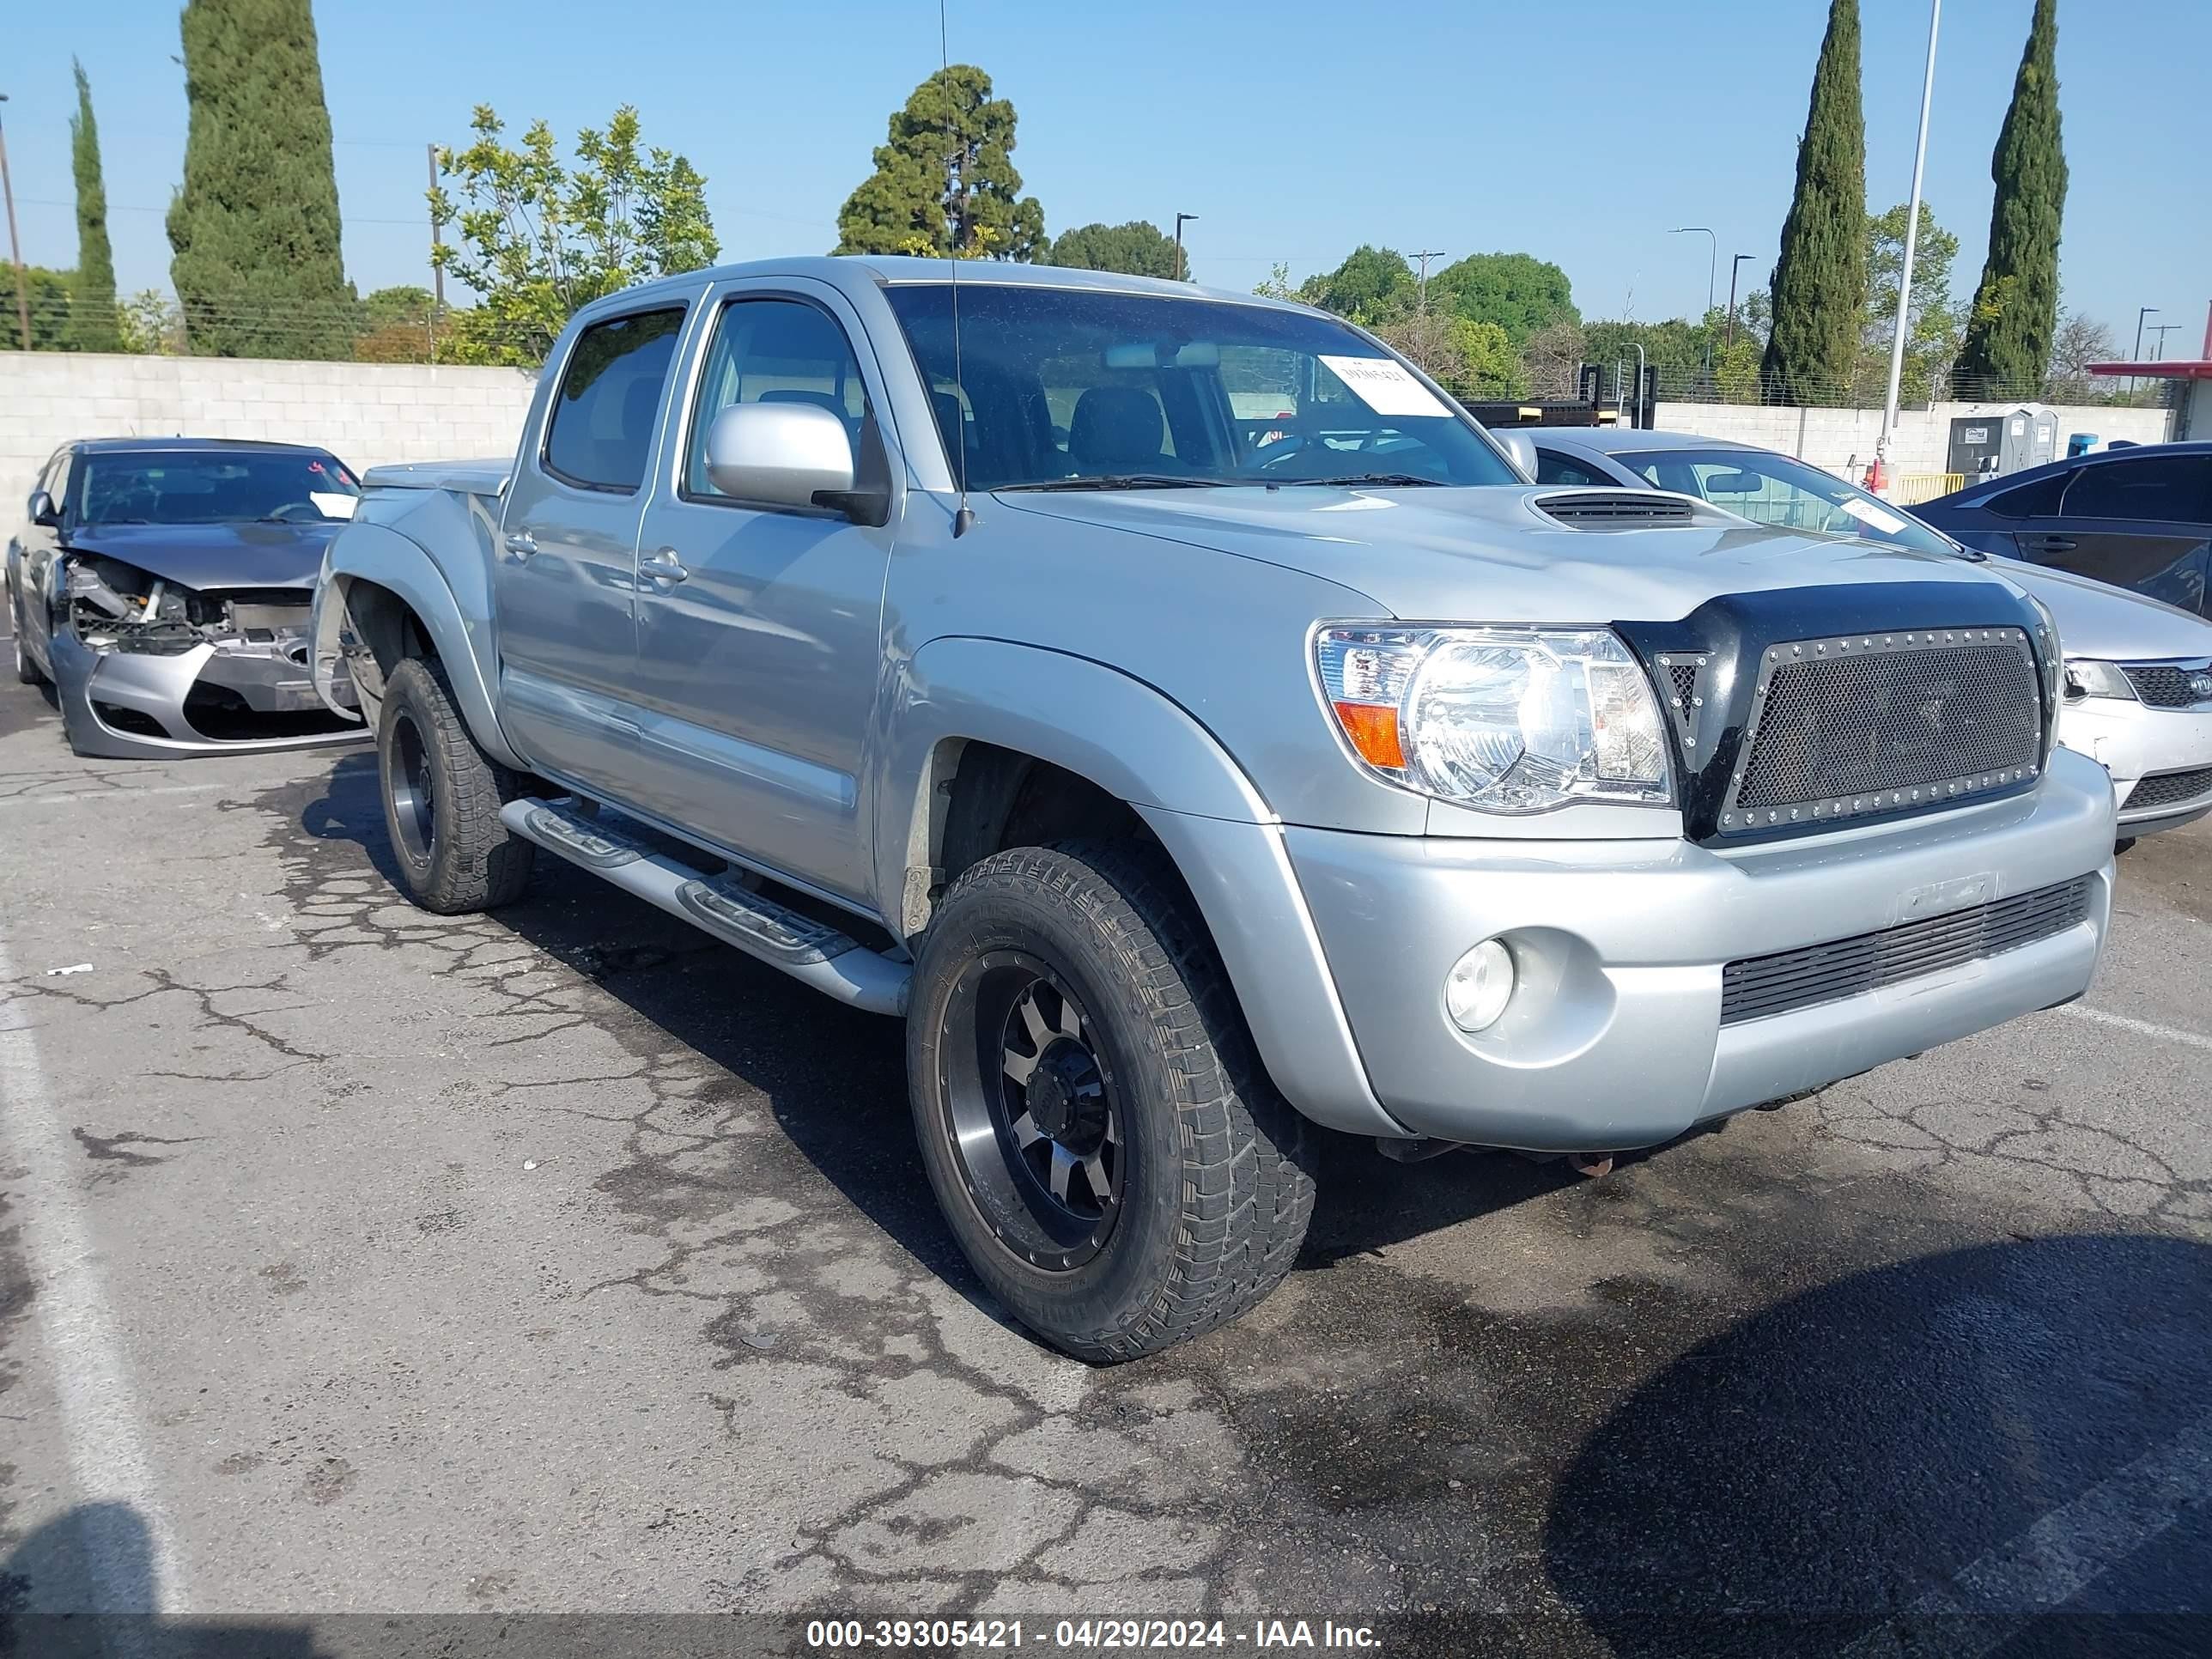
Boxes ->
[0,935,188,1613]
[1842,1411,2212,1656]
[2057,1003,2212,1054]
[0,782,228,810]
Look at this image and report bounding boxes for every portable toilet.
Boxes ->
[1948,404,2058,478]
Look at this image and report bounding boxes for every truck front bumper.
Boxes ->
[1282,744,2116,1152]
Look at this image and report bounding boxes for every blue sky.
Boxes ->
[6,0,2206,348]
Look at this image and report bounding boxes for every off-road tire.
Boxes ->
[2115,837,2138,856]
[908,841,1316,1363]
[9,582,45,686]
[378,654,533,914]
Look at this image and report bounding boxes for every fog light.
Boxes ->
[1445,939,1516,1033]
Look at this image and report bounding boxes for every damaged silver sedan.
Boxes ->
[7,439,368,759]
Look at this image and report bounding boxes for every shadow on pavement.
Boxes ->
[1542,1231,2212,1656]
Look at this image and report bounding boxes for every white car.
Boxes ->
[1525,428,2212,844]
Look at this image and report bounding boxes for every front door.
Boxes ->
[626,285,900,904]
[494,302,695,795]
[2011,451,2212,613]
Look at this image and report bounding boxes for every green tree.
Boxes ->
[167,0,354,358]
[1428,252,1577,343]
[1583,318,1713,395]
[1047,221,1185,280]
[117,290,185,355]
[1377,312,1521,397]
[67,59,118,352]
[835,65,1044,260]
[432,105,719,367]
[1303,246,1414,325]
[1252,262,1301,303]
[354,284,439,362]
[1761,0,1867,403]
[1954,0,2066,397]
[1855,201,1964,403]
[0,265,77,352]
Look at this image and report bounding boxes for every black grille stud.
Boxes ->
[1719,628,2044,834]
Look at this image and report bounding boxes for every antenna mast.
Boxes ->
[941,0,974,537]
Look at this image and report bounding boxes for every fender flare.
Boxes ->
[315,519,526,770]
[873,637,1404,1138]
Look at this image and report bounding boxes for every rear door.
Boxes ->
[2009,452,2212,612]
[494,301,694,795]
[623,281,901,903]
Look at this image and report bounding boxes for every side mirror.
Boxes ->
[27,489,59,527]
[704,402,856,513]
[1495,430,1538,482]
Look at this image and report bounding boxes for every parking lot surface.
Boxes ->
[2,664,2209,1656]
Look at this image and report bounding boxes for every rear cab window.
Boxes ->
[543,307,688,493]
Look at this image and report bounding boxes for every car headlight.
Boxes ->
[2063,659,2136,702]
[1315,623,1673,811]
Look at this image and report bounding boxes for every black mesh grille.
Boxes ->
[1668,663,1698,705]
[1721,876,2093,1025]
[1537,492,1697,527]
[2126,768,2212,811]
[1734,635,2042,816]
[2122,665,2212,708]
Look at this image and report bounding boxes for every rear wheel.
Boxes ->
[908,842,1316,1362]
[377,655,533,914]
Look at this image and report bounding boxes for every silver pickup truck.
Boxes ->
[312,258,2116,1361]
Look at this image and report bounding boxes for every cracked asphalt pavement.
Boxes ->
[1,664,2208,1656]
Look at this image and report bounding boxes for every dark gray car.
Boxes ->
[6,438,368,757]
[1910,442,2212,614]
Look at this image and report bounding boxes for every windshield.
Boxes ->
[1619,447,1964,557]
[884,283,1520,490]
[73,450,361,526]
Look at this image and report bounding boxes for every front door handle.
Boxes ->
[502,530,538,559]
[641,547,690,585]
[2023,535,2077,554]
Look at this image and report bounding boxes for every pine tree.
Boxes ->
[67,59,119,352]
[167,0,354,358]
[1760,0,1867,404]
[1954,0,2067,397]
[834,66,1045,260]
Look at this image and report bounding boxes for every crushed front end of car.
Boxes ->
[52,552,366,758]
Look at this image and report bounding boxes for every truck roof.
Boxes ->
[605,254,1315,317]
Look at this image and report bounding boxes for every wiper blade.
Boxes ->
[1002,474,1228,492]
[1283,472,1446,488]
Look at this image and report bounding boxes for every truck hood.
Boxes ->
[1985,555,2212,663]
[59,520,343,592]
[998,484,2015,623]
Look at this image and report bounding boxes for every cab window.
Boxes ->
[542,307,687,493]
[685,298,871,500]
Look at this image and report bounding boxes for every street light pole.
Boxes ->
[1725,253,1755,350]
[1173,212,1197,282]
[1877,0,1941,478]
[0,94,30,353]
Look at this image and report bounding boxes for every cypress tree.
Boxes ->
[1760,0,1866,404]
[1954,0,2067,397]
[68,59,119,352]
[167,0,354,358]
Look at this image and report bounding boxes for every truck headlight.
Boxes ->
[2063,659,2136,702]
[1316,624,1673,812]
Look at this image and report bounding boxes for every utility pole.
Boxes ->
[0,94,28,353]
[427,143,446,359]
[2147,322,2183,361]
[1876,0,1941,482]
[1173,212,1197,282]
[1725,253,1755,350]
[1410,249,1445,314]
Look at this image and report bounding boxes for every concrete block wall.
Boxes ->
[0,351,540,512]
[1649,398,2175,479]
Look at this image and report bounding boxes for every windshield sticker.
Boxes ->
[1317,356,1450,419]
[310,492,358,520]
[1834,495,1907,535]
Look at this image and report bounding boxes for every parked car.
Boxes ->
[7,439,367,757]
[313,260,2113,1361]
[1910,441,2212,615]
[1528,428,2212,843]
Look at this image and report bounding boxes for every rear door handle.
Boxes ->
[641,547,690,585]
[502,531,538,559]
[2023,535,2077,553]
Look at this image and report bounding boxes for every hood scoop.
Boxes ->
[1535,489,1703,530]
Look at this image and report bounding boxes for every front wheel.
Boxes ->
[377,655,533,914]
[908,842,1316,1363]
